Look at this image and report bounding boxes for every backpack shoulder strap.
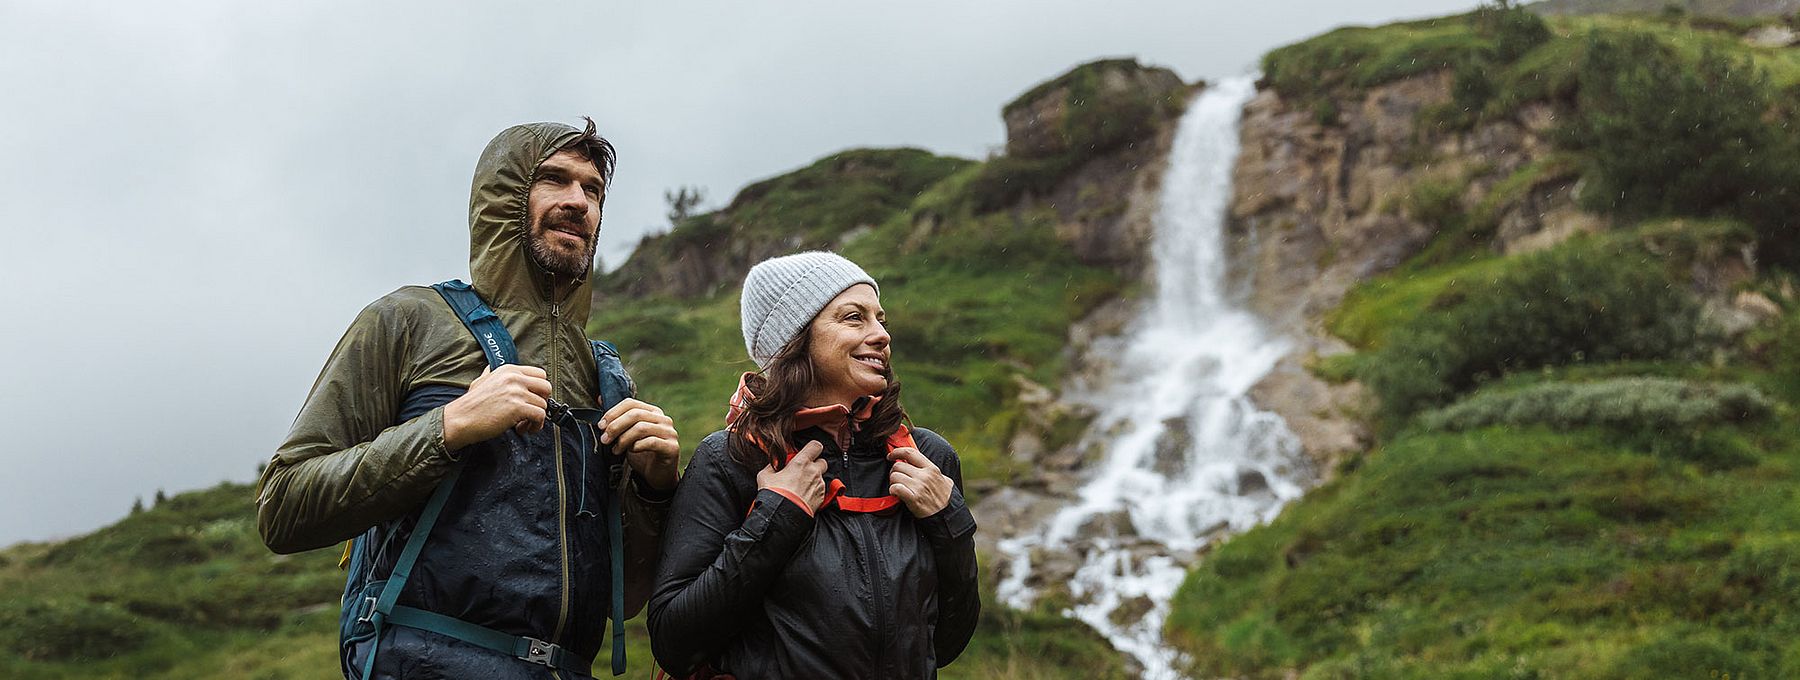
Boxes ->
[355,281,521,678]
[590,340,635,411]
[588,338,634,676]
[433,279,516,369]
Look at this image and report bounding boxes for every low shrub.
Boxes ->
[1472,1,1550,62]
[0,599,152,661]
[1558,30,1800,266]
[1418,378,1772,432]
[1362,241,1701,422]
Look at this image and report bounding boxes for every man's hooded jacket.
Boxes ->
[256,122,668,678]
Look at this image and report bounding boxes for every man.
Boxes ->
[257,119,680,679]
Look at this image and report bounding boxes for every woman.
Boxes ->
[648,251,980,679]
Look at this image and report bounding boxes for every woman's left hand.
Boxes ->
[888,447,953,518]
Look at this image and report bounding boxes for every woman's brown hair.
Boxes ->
[727,326,907,469]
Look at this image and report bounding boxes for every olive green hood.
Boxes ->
[467,122,601,326]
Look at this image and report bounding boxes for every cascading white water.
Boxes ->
[995,76,1310,679]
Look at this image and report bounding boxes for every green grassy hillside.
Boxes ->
[1168,6,1800,677]
[1530,0,1800,18]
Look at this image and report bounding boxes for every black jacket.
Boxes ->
[648,426,980,679]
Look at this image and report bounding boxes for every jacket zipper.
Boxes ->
[841,438,889,673]
[549,297,572,644]
[860,514,889,672]
[551,423,570,643]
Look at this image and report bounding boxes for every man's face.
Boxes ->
[524,148,605,279]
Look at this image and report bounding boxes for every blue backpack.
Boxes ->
[337,280,635,677]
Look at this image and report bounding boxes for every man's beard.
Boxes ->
[525,209,598,279]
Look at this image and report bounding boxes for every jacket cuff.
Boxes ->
[743,488,816,549]
[919,490,977,543]
[425,407,458,463]
[761,486,814,516]
[631,470,677,503]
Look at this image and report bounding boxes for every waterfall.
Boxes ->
[995,75,1310,679]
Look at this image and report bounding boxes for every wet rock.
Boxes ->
[1746,25,1798,48]
[1249,351,1365,473]
[1704,292,1780,339]
[973,488,1060,535]
[1026,546,1083,592]
[1496,179,1605,255]
[1736,291,1781,323]
[1008,429,1047,466]
[1042,440,1098,471]
[1200,519,1230,538]
[834,223,874,249]
[1151,417,1192,477]
[1108,595,1156,629]
[1236,468,1271,496]
[1075,509,1138,542]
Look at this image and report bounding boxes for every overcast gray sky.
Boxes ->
[0,0,1478,547]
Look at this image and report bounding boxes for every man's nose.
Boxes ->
[553,184,589,212]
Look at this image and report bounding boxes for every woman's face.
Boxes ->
[805,284,891,408]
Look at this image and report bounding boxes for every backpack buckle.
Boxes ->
[545,397,573,425]
[521,636,560,667]
[356,596,378,625]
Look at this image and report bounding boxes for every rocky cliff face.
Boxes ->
[1226,71,1605,472]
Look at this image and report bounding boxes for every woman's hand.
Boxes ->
[757,440,829,513]
[888,447,953,518]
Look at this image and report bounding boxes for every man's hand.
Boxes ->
[757,441,828,513]
[444,365,551,450]
[601,398,680,490]
[888,447,953,518]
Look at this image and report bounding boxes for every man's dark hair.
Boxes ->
[563,116,618,191]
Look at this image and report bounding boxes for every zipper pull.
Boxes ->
[552,302,561,318]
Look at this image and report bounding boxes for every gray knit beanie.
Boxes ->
[741,251,879,369]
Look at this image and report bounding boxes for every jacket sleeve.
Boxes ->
[914,429,981,667]
[619,472,675,618]
[647,433,816,675]
[255,295,457,554]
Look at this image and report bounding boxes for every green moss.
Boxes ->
[1308,353,1364,385]
[1327,255,1511,350]
[1002,58,1160,119]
